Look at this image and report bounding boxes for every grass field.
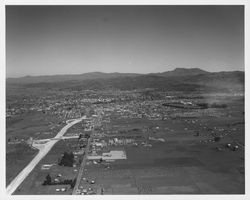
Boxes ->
[6,111,62,140]
[6,144,38,186]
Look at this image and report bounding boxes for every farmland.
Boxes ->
[74,95,244,194]
[6,69,245,195]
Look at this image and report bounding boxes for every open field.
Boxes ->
[80,137,244,194]
[6,111,63,140]
[6,144,38,186]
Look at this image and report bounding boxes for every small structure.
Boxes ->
[41,164,54,170]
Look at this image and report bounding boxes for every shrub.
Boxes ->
[59,152,74,167]
[42,174,52,185]
[214,136,222,142]
[210,103,227,108]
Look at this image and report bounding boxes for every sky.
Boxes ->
[6,5,244,77]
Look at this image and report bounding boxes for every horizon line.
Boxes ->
[6,68,244,79]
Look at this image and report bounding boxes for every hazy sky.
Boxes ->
[6,6,244,77]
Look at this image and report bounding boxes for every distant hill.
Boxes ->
[6,72,141,84]
[183,71,244,92]
[6,68,244,93]
[6,68,210,84]
[154,68,210,77]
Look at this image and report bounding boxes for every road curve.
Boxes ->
[6,116,86,195]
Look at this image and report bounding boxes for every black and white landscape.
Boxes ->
[6,5,245,195]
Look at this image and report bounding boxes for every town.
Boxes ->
[6,87,245,194]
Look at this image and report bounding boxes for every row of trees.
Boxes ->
[197,102,228,109]
[42,174,76,188]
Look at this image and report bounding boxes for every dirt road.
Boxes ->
[6,116,86,195]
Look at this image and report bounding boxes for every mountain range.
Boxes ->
[6,68,244,93]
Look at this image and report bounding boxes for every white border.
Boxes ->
[1,1,248,200]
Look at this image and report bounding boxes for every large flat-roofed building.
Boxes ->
[87,150,127,160]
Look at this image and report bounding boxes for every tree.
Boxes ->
[78,133,83,140]
[85,133,90,139]
[43,174,52,185]
[70,178,77,189]
[59,151,75,167]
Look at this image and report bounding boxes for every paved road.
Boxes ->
[6,116,86,195]
[72,132,92,195]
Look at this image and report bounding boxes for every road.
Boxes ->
[72,132,92,195]
[6,116,86,195]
